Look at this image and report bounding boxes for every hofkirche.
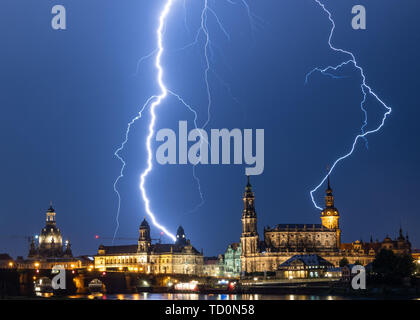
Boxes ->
[240,176,411,273]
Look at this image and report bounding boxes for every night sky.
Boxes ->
[1,0,419,258]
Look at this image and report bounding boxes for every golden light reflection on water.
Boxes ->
[166,293,200,300]
[35,292,53,298]
[242,294,259,300]
[85,293,104,300]
[64,293,351,300]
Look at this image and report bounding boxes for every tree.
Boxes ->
[373,249,397,278]
[395,254,416,278]
[339,257,349,267]
[372,249,415,284]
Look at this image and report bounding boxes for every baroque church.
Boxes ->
[94,219,204,275]
[23,203,80,270]
[28,203,73,259]
[240,177,411,274]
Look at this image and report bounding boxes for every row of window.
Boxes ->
[105,258,138,264]
[270,233,333,239]
[102,257,201,265]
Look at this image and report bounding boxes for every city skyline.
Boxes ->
[1,175,417,259]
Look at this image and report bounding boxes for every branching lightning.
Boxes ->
[112,95,157,242]
[111,0,259,240]
[178,0,257,214]
[112,0,237,240]
[306,0,392,210]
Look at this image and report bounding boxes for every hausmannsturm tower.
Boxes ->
[320,176,341,247]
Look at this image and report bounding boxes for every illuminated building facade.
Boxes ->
[219,243,241,278]
[21,203,81,270]
[203,257,221,277]
[275,254,338,279]
[240,177,412,274]
[94,219,203,275]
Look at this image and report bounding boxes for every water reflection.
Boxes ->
[64,293,350,300]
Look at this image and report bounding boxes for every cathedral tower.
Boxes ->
[138,218,151,252]
[240,176,259,272]
[320,176,341,246]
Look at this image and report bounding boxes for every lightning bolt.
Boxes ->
[137,0,178,241]
[113,0,176,242]
[306,0,392,210]
[112,95,156,242]
[112,0,259,239]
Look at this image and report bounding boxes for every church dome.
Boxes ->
[140,218,150,229]
[39,225,63,246]
[175,225,187,246]
[177,226,185,235]
[37,203,65,257]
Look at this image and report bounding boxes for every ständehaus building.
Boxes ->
[95,220,203,275]
[240,176,410,274]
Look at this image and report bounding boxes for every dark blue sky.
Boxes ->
[1,0,419,258]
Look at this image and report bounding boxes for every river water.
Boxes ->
[64,293,416,300]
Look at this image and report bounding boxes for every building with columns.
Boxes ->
[240,177,411,274]
[94,219,203,275]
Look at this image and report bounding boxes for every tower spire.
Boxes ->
[246,175,252,192]
[48,200,54,212]
[320,168,340,247]
[398,225,405,240]
[325,175,334,208]
[326,165,332,193]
